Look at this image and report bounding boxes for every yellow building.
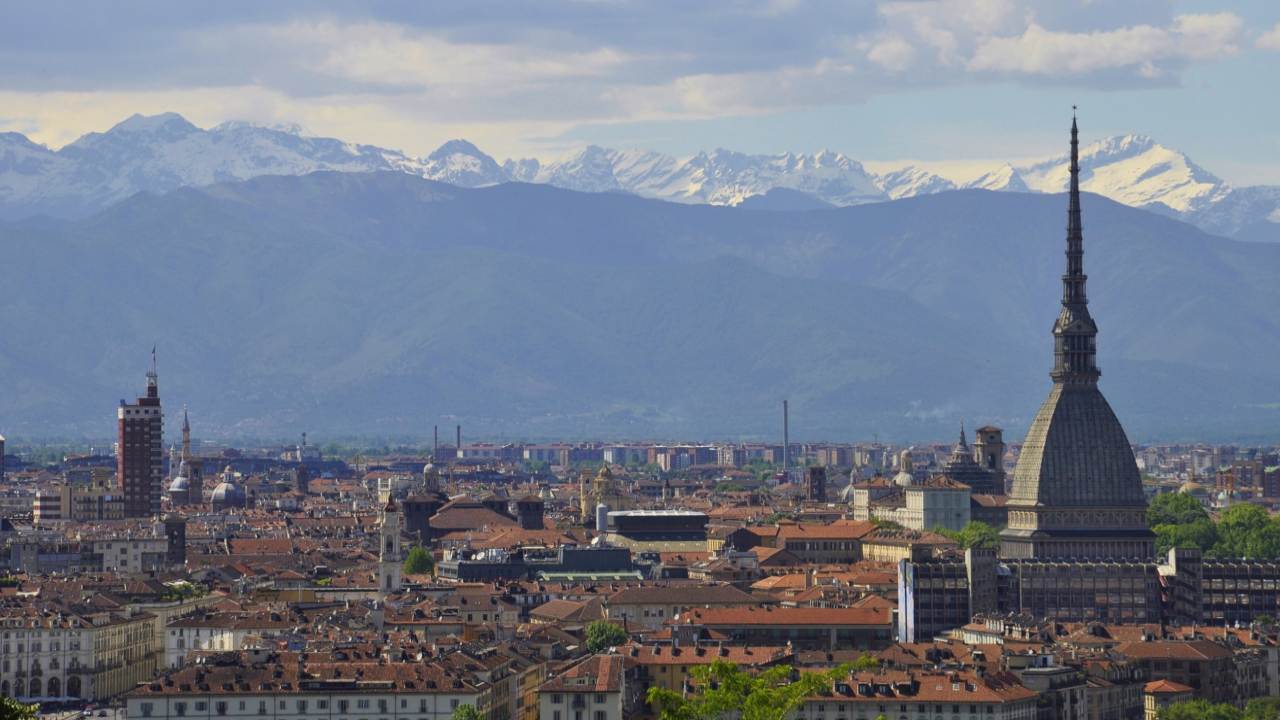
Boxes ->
[92,609,159,699]
[579,465,630,523]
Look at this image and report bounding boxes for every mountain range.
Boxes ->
[1,170,1278,441]
[1,113,1277,243]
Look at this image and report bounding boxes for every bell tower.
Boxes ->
[378,497,403,596]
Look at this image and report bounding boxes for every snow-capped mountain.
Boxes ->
[963,164,1031,193]
[0,113,424,217]
[518,146,884,206]
[1,112,1277,243]
[1016,134,1230,213]
[877,166,956,200]
[420,139,509,188]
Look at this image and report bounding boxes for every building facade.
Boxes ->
[118,359,164,518]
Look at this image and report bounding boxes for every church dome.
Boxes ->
[1009,384,1145,508]
[1178,481,1206,494]
[211,480,246,509]
[168,475,189,493]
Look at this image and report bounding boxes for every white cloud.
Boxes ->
[967,13,1242,76]
[1257,22,1280,51]
[270,21,631,92]
[866,35,917,71]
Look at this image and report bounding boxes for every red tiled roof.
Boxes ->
[683,605,890,627]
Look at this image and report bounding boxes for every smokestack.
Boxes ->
[456,425,461,451]
[433,425,438,456]
[783,400,789,477]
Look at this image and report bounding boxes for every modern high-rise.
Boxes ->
[1000,116,1155,561]
[118,355,164,518]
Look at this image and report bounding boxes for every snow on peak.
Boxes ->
[420,139,506,187]
[108,112,198,135]
[1018,134,1228,212]
[428,139,487,161]
[876,166,957,200]
[213,120,307,136]
[964,164,1030,193]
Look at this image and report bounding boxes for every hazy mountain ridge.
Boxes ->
[2,113,1276,242]
[1,171,1278,441]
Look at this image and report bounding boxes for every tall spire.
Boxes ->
[958,421,967,450]
[181,405,191,462]
[1050,109,1099,385]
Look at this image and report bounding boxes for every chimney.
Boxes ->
[456,425,461,452]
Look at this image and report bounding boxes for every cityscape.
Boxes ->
[3,4,1280,720]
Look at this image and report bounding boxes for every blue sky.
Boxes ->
[2,0,1278,183]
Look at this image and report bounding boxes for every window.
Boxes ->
[553,694,564,704]
[196,702,207,711]
[258,700,268,715]
[553,713,562,720]
[175,703,186,717]
[595,694,605,704]
[357,700,371,710]
[140,703,154,717]
[595,713,606,720]
[215,702,227,716]
[298,701,308,713]
[318,700,328,710]
[451,700,460,710]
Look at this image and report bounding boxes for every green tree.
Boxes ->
[451,705,483,720]
[1153,519,1218,555]
[935,521,1000,549]
[585,620,629,653]
[647,660,848,720]
[851,653,880,671]
[1158,699,1242,720]
[1212,504,1278,558]
[0,696,37,720]
[1245,698,1280,720]
[1148,492,1210,527]
[403,546,434,575]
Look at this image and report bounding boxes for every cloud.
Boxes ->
[1258,22,1280,51]
[0,2,1257,157]
[967,13,1242,78]
[866,35,917,71]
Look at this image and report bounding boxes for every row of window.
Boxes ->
[141,697,466,717]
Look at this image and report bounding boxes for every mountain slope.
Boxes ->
[3,113,1277,243]
[1,173,1278,441]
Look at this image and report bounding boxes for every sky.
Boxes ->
[2,0,1279,184]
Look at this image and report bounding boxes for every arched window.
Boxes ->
[67,676,82,698]
[30,677,41,697]
[48,676,61,697]
[1,680,9,697]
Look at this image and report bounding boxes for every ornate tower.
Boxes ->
[999,114,1154,561]
[972,425,1006,490]
[378,496,403,595]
